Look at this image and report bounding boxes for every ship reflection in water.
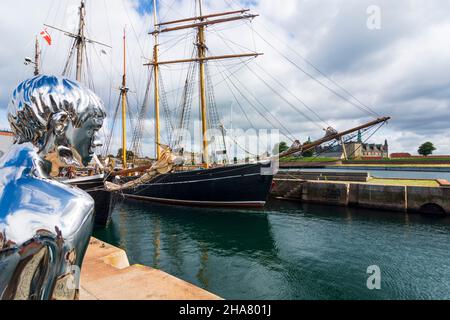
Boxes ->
[94,200,450,300]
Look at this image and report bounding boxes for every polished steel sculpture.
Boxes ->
[0,75,106,300]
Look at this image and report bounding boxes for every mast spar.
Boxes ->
[278,117,391,159]
[75,0,86,82]
[44,0,111,84]
[121,28,129,170]
[197,0,209,167]
[145,1,261,167]
[153,0,161,160]
[34,36,41,76]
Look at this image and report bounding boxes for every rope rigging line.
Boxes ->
[158,31,195,55]
[158,69,175,144]
[84,46,96,91]
[102,95,122,157]
[120,0,147,59]
[131,70,154,157]
[212,35,330,131]
[174,61,197,148]
[213,57,297,143]
[211,54,302,141]
[216,62,298,142]
[246,64,330,131]
[250,27,379,118]
[159,0,180,22]
[62,39,77,77]
[344,122,386,160]
[212,29,332,129]
[125,94,136,139]
[208,26,259,54]
[253,19,380,118]
[205,64,227,158]
[224,0,377,118]
[308,121,385,161]
[204,66,218,128]
[224,0,381,118]
[221,71,257,131]
[253,62,331,128]
[157,56,248,97]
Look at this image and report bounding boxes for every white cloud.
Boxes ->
[1,0,450,155]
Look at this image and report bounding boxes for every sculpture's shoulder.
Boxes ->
[0,144,94,246]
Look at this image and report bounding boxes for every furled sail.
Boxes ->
[105,145,184,192]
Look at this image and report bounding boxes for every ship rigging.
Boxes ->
[102,0,390,208]
[24,0,392,209]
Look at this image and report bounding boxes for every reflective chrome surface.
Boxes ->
[0,75,105,300]
[8,75,106,169]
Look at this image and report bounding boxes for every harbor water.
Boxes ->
[94,199,450,300]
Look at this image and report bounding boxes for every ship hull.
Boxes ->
[122,163,274,208]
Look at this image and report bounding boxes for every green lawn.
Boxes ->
[369,178,439,187]
[339,163,450,168]
[345,157,450,163]
[281,157,338,163]
[281,157,450,165]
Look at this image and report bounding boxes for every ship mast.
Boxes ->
[153,0,161,160]
[34,37,41,76]
[75,0,86,82]
[145,2,262,167]
[121,28,129,170]
[44,0,111,84]
[197,0,209,167]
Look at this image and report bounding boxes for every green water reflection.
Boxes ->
[94,199,450,300]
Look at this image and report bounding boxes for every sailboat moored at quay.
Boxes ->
[105,0,390,209]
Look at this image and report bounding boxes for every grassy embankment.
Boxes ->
[368,178,439,187]
[281,156,450,167]
[280,157,338,163]
[344,157,450,164]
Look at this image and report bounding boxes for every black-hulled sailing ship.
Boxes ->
[106,0,273,207]
[107,0,389,208]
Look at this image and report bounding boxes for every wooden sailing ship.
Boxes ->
[110,0,390,208]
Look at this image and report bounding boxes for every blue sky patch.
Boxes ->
[137,0,154,15]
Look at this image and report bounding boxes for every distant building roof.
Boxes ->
[0,130,13,137]
[0,131,14,158]
[391,153,412,158]
[315,145,345,159]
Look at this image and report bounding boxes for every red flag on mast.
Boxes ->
[40,29,52,46]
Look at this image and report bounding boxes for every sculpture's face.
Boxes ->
[66,112,104,167]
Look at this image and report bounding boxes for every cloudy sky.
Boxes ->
[0,0,449,156]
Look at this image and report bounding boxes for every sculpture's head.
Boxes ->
[7,75,106,170]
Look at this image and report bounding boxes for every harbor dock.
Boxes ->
[80,238,222,300]
[272,171,450,215]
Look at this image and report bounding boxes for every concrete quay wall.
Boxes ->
[272,179,450,215]
[271,179,300,197]
[407,186,450,214]
[301,181,349,206]
[348,184,407,212]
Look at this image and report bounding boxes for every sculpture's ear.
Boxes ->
[50,111,70,137]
